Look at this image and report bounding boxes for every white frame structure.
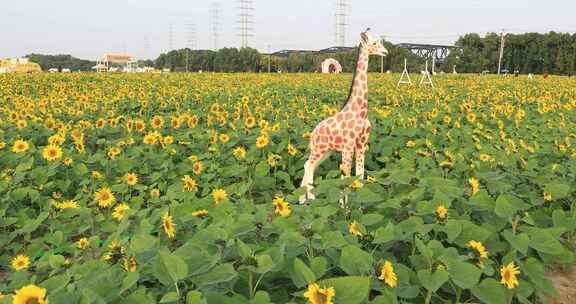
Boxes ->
[397,59,412,87]
[419,60,434,88]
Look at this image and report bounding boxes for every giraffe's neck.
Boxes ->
[342,45,370,118]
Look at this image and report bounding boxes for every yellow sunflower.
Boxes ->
[378,261,398,288]
[467,240,489,258]
[435,205,448,220]
[192,209,209,218]
[162,212,176,239]
[182,175,198,192]
[212,188,228,204]
[11,254,31,271]
[12,139,29,153]
[233,146,247,159]
[303,283,335,304]
[12,284,48,304]
[192,162,203,175]
[500,262,520,289]
[126,173,138,186]
[272,196,291,217]
[255,134,269,148]
[76,238,90,250]
[42,144,63,161]
[348,221,363,237]
[95,186,115,208]
[112,203,130,221]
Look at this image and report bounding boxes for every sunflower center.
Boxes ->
[25,297,40,304]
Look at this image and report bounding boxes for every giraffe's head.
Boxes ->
[360,28,388,57]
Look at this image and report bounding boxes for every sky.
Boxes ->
[1,0,575,60]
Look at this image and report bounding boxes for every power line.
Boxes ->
[186,21,197,50]
[209,2,221,51]
[334,0,347,47]
[238,0,255,48]
[185,21,197,72]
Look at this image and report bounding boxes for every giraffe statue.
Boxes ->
[299,28,388,204]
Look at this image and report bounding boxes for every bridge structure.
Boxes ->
[396,43,461,62]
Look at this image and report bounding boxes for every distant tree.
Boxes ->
[25,54,95,71]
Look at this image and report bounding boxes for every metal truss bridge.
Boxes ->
[396,43,461,62]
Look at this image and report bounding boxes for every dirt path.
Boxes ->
[544,267,576,304]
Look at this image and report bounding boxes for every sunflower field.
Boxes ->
[1,72,575,304]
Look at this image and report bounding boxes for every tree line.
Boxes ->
[25,54,95,72]
[447,32,576,74]
[23,32,576,74]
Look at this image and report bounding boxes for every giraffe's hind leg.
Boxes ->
[299,151,332,204]
[339,147,354,208]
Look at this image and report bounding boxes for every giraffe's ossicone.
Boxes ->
[299,29,388,204]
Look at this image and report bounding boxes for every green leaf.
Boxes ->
[15,156,34,172]
[356,187,384,203]
[130,234,157,253]
[186,291,208,304]
[417,269,449,292]
[18,212,49,234]
[471,278,507,304]
[255,161,270,177]
[446,260,482,289]
[292,257,316,288]
[415,238,432,261]
[121,272,139,293]
[495,195,517,219]
[544,182,570,199]
[237,239,252,258]
[48,254,66,269]
[361,214,384,226]
[124,290,155,304]
[317,276,370,304]
[154,250,189,285]
[373,223,395,244]
[389,170,412,184]
[160,292,179,303]
[502,230,530,255]
[252,291,272,304]
[191,263,237,287]
[528,229,565,255]
[310,256,328,279]
[40,274,70,294]
[339,245,373,275]
[255,254,274,273]
[444,220,462,242]
[10,187,28,201]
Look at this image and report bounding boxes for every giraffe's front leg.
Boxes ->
[356,122,371,180]
[299,151,331,204]
[299,159,316,204]
[339,148,354,208]
[355,150,366,180]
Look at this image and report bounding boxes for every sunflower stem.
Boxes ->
[248,270,254,299]
[424,289,432,304]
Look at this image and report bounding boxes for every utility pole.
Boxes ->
[334,0,347,46]
[185,21,196,72]
[497,29,506,75]
[210,2,221,51]
[267,44,271,73]
[238,0,255,48]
